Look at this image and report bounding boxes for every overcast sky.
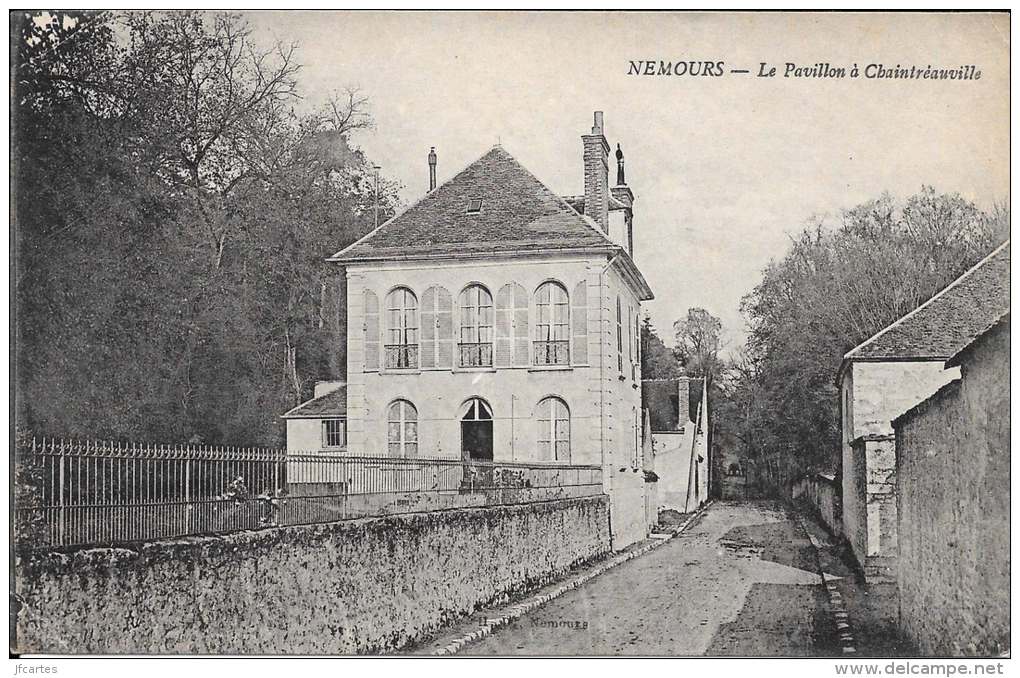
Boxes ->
[248,11,1009,349]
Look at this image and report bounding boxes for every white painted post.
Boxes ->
[185,458,191,534]
[58,442,66,547]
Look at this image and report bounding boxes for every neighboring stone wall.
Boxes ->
[843,437,868,565]
[14,496,610,655]
[651,430,693,511]
[841,360,959,580]
[846,435,897,580]
[792,474,842,538]
[895,322,1009,656]
[609,467,647,546]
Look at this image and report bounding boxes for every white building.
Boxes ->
[838,240,1010,581]
[323,112,655,548]
[281,380,347,453]
[642,376,710,515]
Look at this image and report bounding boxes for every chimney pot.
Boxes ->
[616,143,626,186]
[428,147,437,191]
[593,110,604,134]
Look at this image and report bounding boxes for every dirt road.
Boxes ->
[462,500,837,656]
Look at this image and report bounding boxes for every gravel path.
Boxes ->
[462,500,837,656]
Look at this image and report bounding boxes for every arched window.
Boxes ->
[459,284,493,367]
[537,397,570,462]
[387,399,418,458]
[385,287,418,369]
[461,397,493,421]
[535,281,569,365]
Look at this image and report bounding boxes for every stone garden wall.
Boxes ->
[14,495,610,655]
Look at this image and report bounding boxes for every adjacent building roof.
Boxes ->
[280,385,347,419]
[327,146,653,299]
[945,311,1010,368]
[843,240,1010,364]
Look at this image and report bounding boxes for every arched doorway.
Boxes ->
[460,397,493,462]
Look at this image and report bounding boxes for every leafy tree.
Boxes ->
[673,307,724,384]
[640,314,680,379]
[726,188,1007,492]
[13,11,398,446]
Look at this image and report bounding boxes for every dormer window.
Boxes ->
[467,198,483,214]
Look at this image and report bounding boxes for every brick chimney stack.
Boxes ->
[582,111,610,233]
[677,376,692,427]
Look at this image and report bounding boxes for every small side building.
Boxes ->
[838,240,1009,581]
[281,381,347,453]
[642,376,709,515]
[893,313,1009,656]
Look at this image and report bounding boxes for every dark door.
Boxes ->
[461,398,494,461]
[462,421,493,461]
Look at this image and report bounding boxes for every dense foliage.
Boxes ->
[14,11,398,445]
[722,189,1008,492]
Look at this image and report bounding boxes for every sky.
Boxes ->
[247,11,1009,349]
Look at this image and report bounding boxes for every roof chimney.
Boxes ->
[582,111,610,233]
[677,376,692,427]
[428,147,437,191]
[616,143,626,186]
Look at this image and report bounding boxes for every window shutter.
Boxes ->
[571,280,588,365]
[435,286,453,368]
[364,289,379,371]
[495,284,513,367]
[421,287,437,369]
[635,313,641,380]
[511,283,529,367]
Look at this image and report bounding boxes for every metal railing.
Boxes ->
[534,340,569,366]
[384,344,419,369]
[13,438,603,550]
[458,342,493,367]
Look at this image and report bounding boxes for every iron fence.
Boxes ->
[13,438,603,550]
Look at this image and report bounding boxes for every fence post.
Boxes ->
[58,441,66,547]
[185,457,191,534]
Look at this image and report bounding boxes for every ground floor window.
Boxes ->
[537,397,570,462]
[322,418,347,448]
[387,399,418,458]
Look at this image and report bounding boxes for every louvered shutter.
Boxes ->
[364,289,380,371]
[495,284,513,367]
[421,287,437,369]
[571,280,588,365]
[512,283,529,367]
[435,286,453,368]
[635,313,641,379]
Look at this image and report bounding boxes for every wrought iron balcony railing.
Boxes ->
[458,342,493,367]
[385,344,419,369]
[533,340,570,366]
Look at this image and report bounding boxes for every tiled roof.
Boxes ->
[329,146,616,263]
[281,385,347,419]
[844,240,1010,362]
[945,311,1010,368]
